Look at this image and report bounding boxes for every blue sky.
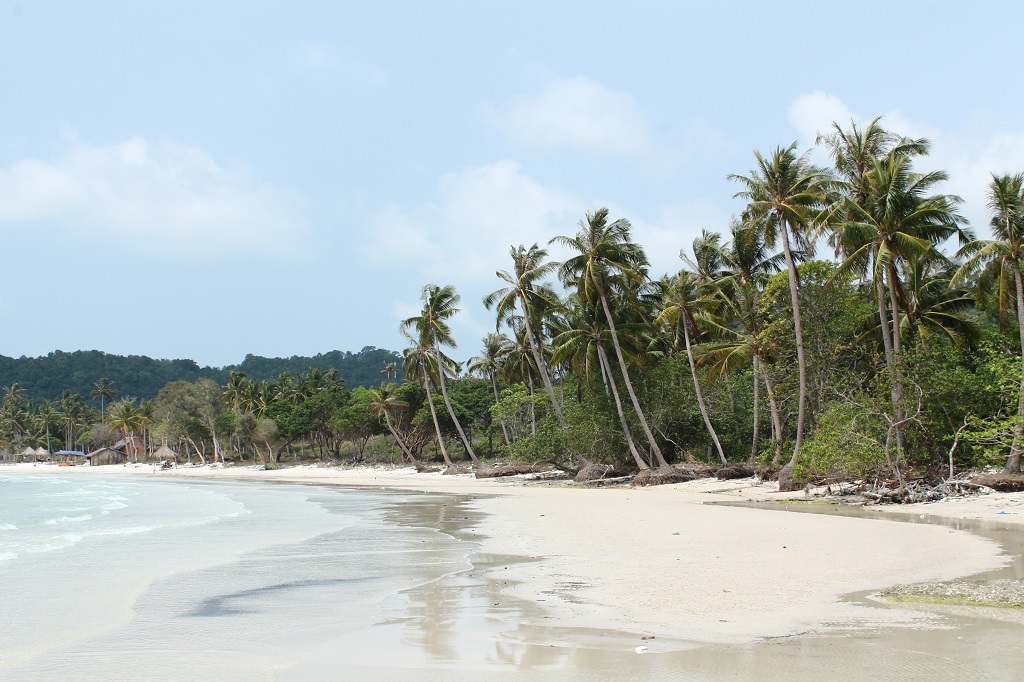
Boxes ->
[2,1,1022,367]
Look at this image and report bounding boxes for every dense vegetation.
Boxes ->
[0,347,401,403]
[3,118,1023,489]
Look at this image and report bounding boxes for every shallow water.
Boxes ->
[2,474,1023,681]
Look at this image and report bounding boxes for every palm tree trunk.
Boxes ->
[885,262,908,460]
[777,220,807,490]
[683,316,727,466]
[750,355,762,463]
[597,344,649,470]
[432,335,480,465]
[421,364,454,467]
[1006,263,1024,473]
[489,369,511,447]
[598,289,669,468]
[383,411,420,468]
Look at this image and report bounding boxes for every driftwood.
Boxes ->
[973,474,1024,493]
[443,465,472,476]
[633,466,692,487]
[575,462,629,483]
[474,462,555,479]
[715,465,756,480]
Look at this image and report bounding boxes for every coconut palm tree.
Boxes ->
[468,333,514,448]
[954,172,1024,473]
[401,284,480,466]
[108,398,144,462]
[485,244,566,427]
[554,209,669,468]
[91,378,116,423]
[403,341,455,467]
[368,383,422,468]
[36,400,60,454]
[730,144,830,490]
[656,271,728,466]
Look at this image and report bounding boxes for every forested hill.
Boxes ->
[0,347,402,403]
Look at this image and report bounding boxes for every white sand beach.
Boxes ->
[7,462,1017,648]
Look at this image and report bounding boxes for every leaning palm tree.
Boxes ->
[553,209,669,468]
[485,244,566,428]
[401,284,481,466]
[656,271,728,466]
[368,383,423,469]
[730,144,830,490]
[954,172,1024,473]
[108,398,144,462]
[403,338,455,467]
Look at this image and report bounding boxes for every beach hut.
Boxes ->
[151,444,178,463]
[35,447,49,459]
[87,447,129,466]
[112,436,147,461]
[20,446,36,460]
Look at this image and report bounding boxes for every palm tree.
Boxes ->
[730,143,830,490]
[401,284,481,466]
[403,342,455,467]
[108,398,144,462]
[368,383,422,468]
[954,173,1024,473]
[468,333,514,448]
[554,209,669,468]
[656,271,728,465]
[91,378,116,423]
[484,244,567,428]
[36,400,60,454]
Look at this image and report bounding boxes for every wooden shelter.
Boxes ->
[87,447,129,466]
[151,444,178,462]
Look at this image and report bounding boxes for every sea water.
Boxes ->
[0,473,472,681]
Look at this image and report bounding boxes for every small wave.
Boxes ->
[24,533,83,553]
[100,501,129,514]
[0,552,16,561]
[0,523,16,531]
[92,525,159,537]
[42,515,93,526]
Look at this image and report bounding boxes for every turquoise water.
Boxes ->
[0,473,472,680]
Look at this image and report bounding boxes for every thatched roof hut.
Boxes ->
[35,447,48,457]
[20,446,35,457]
[151,444,178,462]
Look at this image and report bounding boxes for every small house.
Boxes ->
[87,447,129,466]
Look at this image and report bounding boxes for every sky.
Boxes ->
[3,0,1024,368]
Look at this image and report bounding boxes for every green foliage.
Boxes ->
[797,398,888,481]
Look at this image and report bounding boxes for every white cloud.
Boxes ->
[787,90,857,149]
[0,136,307,256]
[483,74,668,163]
[786,91,1024,238]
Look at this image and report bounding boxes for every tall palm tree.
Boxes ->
[36,400,60,454]
[403,339,455,467]
[484,244,566,428]
[553,209,669,468]
[401,284,480,466]
[954,173,1024,473]
[656,271,728,465]
[730,144,830,490]
[91,378,116,423]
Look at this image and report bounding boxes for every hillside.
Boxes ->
[0,347,402,403]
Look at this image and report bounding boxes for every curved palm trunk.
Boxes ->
[520,298,566,429]
[489,369,512,447]
[432,334,480,466]
[598,288,669,468]
[777,221,807,490]
[763,369,785,465]
[597,344,649,470]
[383,410,422,469]
[683,315,727,466]
[1006,263,1024,473]
[421,364,454,468]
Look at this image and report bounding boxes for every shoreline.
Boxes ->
[5,462,1019,647]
